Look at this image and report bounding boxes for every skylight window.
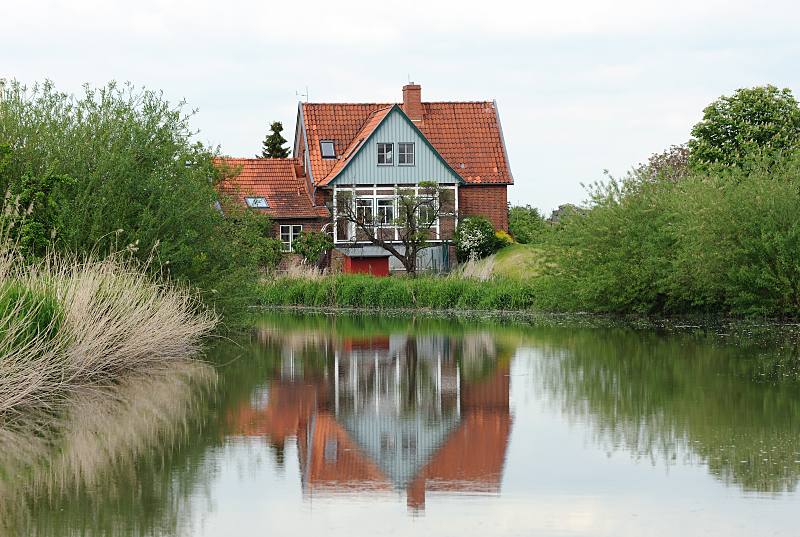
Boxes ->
[245,196,269,208]
[320,140,336,159]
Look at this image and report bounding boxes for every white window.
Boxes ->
[320,140,336,159]
[398,143,415,166]
[376,199,395,226]
[377,143,393,165]
[418,201,436,226]
[280,225,303,252]
[245,196,269,208]
[355,198,373,223]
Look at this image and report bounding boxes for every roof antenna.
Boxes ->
[296,86,309,102]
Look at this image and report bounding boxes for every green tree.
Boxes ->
[259,121,290,158]
[508,205,547,244]
[292,231,332,265]
[688,85,800,169]
[0,80,267,322]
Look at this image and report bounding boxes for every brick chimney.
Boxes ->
[402,83,423,123]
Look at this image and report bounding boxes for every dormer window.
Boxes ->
[320,140,336,159]
[377,143,393,165]
[245,196,269,208]
[398,142,415,166]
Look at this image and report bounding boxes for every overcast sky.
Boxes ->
[3,0,799,213]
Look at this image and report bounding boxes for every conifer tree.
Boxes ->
[259,121,290,158]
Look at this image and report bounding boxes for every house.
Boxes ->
[216,83,513,273]
[226,328,512,511]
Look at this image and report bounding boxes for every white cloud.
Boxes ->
[2,0,800,212]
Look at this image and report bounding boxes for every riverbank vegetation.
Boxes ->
[0,80,270,321]
[0,237,216,416]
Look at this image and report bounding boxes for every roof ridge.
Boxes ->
[304,101,494,106]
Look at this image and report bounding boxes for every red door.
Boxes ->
[343,256,390,276]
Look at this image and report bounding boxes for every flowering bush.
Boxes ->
[495,230,514,248]
[455,216,498,261]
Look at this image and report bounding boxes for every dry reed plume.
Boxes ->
[0,240,218,417]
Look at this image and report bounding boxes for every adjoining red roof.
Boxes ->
[215,157,329,219]
[302,101,513,186]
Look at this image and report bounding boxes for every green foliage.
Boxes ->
[454,216,498,261]
[689,85,800,169]
[259,121,290,159]
[0,80,267,323]
[536,151,800,317]
[494,229,514,248]
[0,281,62,350]
[508,205,548,244]
[258,274,538,311]
[291,231,332,264]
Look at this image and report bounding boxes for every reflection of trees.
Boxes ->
[533,328,800,494]
[0,361,216,536]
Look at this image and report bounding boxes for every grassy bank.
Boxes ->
[258,273,538,311]
[0,243,217,416]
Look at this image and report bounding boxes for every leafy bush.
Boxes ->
[0,80,267,322]
[536,150,800,317]
[292,231,332,264]
[508,205,548,244]
[455,216,498,261]
[495,230,514,248]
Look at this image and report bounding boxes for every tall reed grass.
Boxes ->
[0,241,218,416]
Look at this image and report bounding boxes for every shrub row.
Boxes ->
[259,274,538,311]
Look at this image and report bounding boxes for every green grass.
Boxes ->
[455,244,548,280]
[258,273,539,311]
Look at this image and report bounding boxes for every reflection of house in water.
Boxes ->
[227,330,511,511]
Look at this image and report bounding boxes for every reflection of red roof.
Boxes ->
[226,382,318,442]
[407,366,512,510]
[298,412,391,493]
[303,102,513,186]
[215,157,329,219]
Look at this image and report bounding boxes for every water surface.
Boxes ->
[4,313,800,536]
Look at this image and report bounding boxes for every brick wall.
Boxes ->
[271,218,325,236]
[458,185,508,231]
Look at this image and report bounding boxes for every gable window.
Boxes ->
[376,199,395,226]
[280,225,303,252]
[398,143,415,166]
[377,143,393,165]
[356,198,373,224]
[320,140,336,159]
[245,196,269,208]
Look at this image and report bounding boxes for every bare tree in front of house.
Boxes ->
[334,181,455,277]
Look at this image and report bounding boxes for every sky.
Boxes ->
[2,0,799,214]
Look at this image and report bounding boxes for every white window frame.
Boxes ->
[376,198,395,226]
[398,142,415,166]
[355,198,374,224]
[332,184,458,244]
[280,224,303,252]
[245,196,269,208]
[377,143,394,166]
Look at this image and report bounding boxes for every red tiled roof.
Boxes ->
[302,101,512,186]
[320,106,393,185]
[215,158,329,219]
